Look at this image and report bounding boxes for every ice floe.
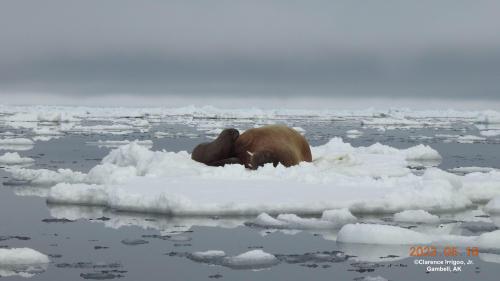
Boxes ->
[0,248,49,278]
[0,138,34,146]
[86,140,153,148]
[0,152,34,166]
[393,210,440,224]
[1,137,497,216]
[337,223,432,245]
[0,138,34,151]
[0,248,49,265]
[187,249,279,270]
[248,209,357,230]
[479,130,500,137]
[337,223,500,251]
[346,129,363,139]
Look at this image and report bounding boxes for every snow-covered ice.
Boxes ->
[0,152,34,165]
[86,140,153,148]
[0,136,493,216]
[0,248,49,265]
[249,209,357,230]
[337,223,500,251]
[0,138,34,146]
[393,210,440,224]
[485,197,500,214]
[188,249,279,270]
[346,129,363,139]
[0,248,49,277]
[0,138,34,151]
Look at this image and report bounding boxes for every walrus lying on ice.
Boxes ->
[191,125,312,169]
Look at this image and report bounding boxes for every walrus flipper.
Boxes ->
[208,157,242,167]
[247,150,280,169]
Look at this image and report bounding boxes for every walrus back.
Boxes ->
[235,125,312,167]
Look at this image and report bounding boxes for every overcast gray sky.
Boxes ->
[1,0,500,107]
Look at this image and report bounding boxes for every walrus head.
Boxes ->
[191,128,240,166]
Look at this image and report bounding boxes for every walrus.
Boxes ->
[191,125,312,169]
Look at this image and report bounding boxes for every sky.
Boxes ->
[1,0,500,108]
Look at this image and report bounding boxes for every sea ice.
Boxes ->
[393,210,440,224]
[337,223,432,245]
[0,138,34,146]
[188,249,279,270]
[0,152,34,165]
[485,196,500,214]
[0,248,49,265]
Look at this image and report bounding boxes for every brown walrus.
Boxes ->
[191,125,312,169]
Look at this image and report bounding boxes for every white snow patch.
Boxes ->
[224,250,279,269]
[457,135,486,143]
[292,127,306,135]
[337,223,432,245]
[477,230,500,249]
[321,208,358,224]
[337,223,500,251]
[393,210,440,224]
[0,248,49,265]
[346,129,363,139]
[0,138,34,146]
[188,249,278,270]
[449,167,497,174]
[86,140,153,148]
[475,110,500,124]
[0,152,34,165]
[4,139,489,216]
[359,277,388,281]
[1,137,494,216]
[190,250,227,261]
[485,197,500,214]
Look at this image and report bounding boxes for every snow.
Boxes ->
[337,223,432,245]
[479,130,500,137]
[449,167,497,174]
[0,138,34,151]
[224,250,279,269]
[476,230,500,249]
[359,277,388,281]
[456,135,486,143]
[2,138,492,216]
[190,250,227,261]
[0,104,498,124]
[86,140,153,148]
[393,210,440,224]
[321,208,358,224]
[1,105,499,219]
[337,223,500,250]
[188,249,278,270]
[0,152,34,165]
[0,248,49,265]
[475,110,500,124]
[248,209,357,230]
[485,197,500,214]
[0,138,34,146]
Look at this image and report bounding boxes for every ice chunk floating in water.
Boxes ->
[0,248,49,278]
[187,249,279,270]
[2,138,498,216]
[0,152,34,166]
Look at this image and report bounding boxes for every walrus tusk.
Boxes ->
[247,151,254,156]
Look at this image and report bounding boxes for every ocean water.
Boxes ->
[1,113,500,281]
